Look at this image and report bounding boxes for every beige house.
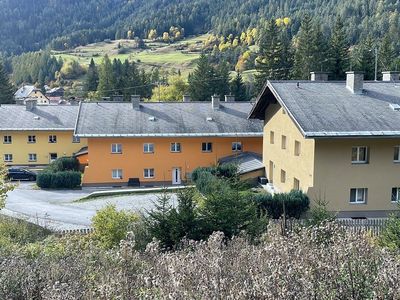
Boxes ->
[249,71,400,218]
[14,85,49,105]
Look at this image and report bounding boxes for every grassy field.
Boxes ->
[53,34,209,76]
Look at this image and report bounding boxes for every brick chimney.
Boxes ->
[310,72,329,81]
[346,71,364,94]
[25,99,37,111]
[382,71,400,82]
[212,95,220,110]
[131,95,140,110]
[224,95,235,102]
[183,95,191,102]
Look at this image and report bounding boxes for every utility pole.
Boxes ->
[374,47,378,81]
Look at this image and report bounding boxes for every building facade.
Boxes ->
[250,71,400,218]
[14,85,49,105]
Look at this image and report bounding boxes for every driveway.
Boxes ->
[2,182,176,231]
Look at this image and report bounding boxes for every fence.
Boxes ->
[55,228,94,235]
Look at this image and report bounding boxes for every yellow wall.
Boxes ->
[263,103,315,192]
[1,131,87,166]
[312,139,400,216]
[28,90,49,105]
[83,137,262,185]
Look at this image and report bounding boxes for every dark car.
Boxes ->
[7,168,37,181]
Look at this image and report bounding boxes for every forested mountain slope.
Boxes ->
[0,0,399,55]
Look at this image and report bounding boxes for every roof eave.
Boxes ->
[306,131,400,138]
[75,132,264,138]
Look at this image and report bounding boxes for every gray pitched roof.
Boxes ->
[75,102,263,137]
[250,80,400,138]
[0,105,79,131]
[14,85,37,99]
[219,152,264,174]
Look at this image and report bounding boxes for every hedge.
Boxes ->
[49,157,80,172]
[37,171,81,189]
[253,190,310,219]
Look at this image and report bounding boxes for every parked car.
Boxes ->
[7,168,37,181]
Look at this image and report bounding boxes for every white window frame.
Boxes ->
[111,143,122,154]
[48,135,57,143]
[391,187,400,203]
[72,136,81,143]
[202,142,212,152]
[170,142,181,153]
[4,154,13,162]
[351,146,368,164]
[28,135,36,143]
[232,142,242,152]
[3,135,12,144]
[144,168,155,179]
[143,143,154,153]
[28,153,37,162]
[112,169,123,179]
[350,188,368,204]
[394,146,400,162]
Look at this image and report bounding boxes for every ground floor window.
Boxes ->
[144,168,155,179]
[391,188,400,202]
[293,178,300,190]
[4,154,12,162]
[49,153,58,162]
[350,188,368,204]
[112,169,123,179]
[280,169,286,183]
[28,153,37,162]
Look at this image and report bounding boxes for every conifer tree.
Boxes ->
[214,62,230,98]
[0,60,14,104]
[230,72,247,101]
[84,58,99,92]
[379,34,396,72]
[188,53,216,101]
[329,18,350,80]
[351,36,376,80]
[97,55,114,97]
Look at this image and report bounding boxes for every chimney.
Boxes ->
[346,71,364,94]
[382,71,400,82]
[183,95,191,102]
[224,95,235,102]
[113,95,124,102]
[131,95,140,110]
[25,99,37,111]
[211,95,220,110]
[310,71,329,81]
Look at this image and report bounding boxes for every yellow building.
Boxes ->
[249,71,400,218]
[0,101,86,166]
[14,85,49,105]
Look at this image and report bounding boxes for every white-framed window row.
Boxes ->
[4,154,13,162]
[3,135,12,144]
[111,143,122,154]
[72,136,81,143]
[28,135,36,143]
[48,135,57,143]
[391,187,400,203]
[28,153,37,162]
[170,142,181,153]
[144,168,155,179]
[143,143,154,153]
[351,146,368,164]
[350,188,368,204]
[112,169,123,179]
[232,142,242,152]
[394,146,400,162]
[202,142,212,152]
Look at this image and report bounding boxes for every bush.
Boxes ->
[379,212,400,251]
[49,157,80,172]
[37,171,81,189]
[254,190,310,219]
[92,204,139,249]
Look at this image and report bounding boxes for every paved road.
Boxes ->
[2,182,176,230]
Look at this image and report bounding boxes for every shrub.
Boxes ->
[37,171,81,189]
[254,190,310,219]
[36,171,52,189]
[379,212,400,251]
[49,157,80,172]
[92,204,139,249]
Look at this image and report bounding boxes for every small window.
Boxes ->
[170,142,181,153]
[202,142,212,152]
[350,188,368,204]
[112,169,123,179]
[293,178,300,190]
[4,154,12,162]
[351,146,368,164]
[48,135,57,143]
[282,108,286,114]
[3,136,12,144]
[144,143,154,153]
[270,131,275,144]
[72,136,81,143]
[49,153,58,162]
[28,135,36,143]
[232,142,242,152]
[144,168,155,178]
[280,169,286,183]
[281,135,287,150]
[294,141,301,156]
[391,188,400,202]
[111,143,122,154]
[394,146,400,162]
[28,153,37,162]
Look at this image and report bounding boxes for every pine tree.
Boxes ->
[379,34,396,72]
[84,58,99,92]
[97,55,114,97]
[214,62,230,98]
[351,36,376,80]
[312,24,329,72]
[230,72,247,101]
[188,53,216,101]
[0,60,14,104]
[329,18,350,80]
